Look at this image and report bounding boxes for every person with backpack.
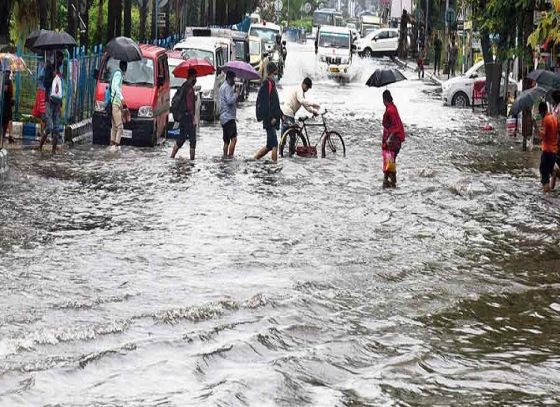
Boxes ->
[109,61,127,148]
[254,62,282,163]
[219,70,241,158]
[381,90,405,188]
[171,68,197,159]
[39,51,64,153]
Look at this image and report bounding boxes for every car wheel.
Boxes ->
[363,48,372,58]
[451,91,470,108]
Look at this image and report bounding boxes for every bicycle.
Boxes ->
[279,110,346,158]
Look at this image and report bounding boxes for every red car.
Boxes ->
[92,44,170,147]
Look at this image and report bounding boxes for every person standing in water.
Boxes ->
[381,90,405,188]
[254,62,282,162]
[219,70,240,157]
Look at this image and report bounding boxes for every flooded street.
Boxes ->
[1,43,560,405]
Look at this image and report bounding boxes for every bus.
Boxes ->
[312,9,344,37]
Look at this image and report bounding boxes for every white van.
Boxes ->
[174,37,226,121]
[317,26,354,79]
[249,22,282,52]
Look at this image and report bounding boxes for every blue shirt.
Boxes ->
[219,81,237,125]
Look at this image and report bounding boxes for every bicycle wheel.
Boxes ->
[279,128,307,157]
[321,131,346,158]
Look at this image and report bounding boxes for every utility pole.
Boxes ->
[425,0,428,33]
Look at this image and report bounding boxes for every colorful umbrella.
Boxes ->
[366,69,407,87]
[0,53,29,73]
[172,58,216,78]
[222,60,260,80]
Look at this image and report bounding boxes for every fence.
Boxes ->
[12,47,103,126]
[10,36,181,127]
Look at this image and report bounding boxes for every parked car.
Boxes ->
[174,37,226,121]
[166,51,201,139]
[354,28,399,57]
[92,44,170,147]
[441,60,518,107]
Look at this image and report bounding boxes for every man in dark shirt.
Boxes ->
[171,68,197,159]
[433,33,442,75]
[254,62,282,163]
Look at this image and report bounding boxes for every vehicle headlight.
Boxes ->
[138,106,153,118]
[95,101,106,112]
[202,89,214,99]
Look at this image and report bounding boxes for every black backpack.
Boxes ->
[171,83,187,122]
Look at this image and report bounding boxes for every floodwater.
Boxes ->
[1,43,560,406]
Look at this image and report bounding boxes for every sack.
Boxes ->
[171,84,186,122]
[50,74,63,104]
[296,145,317,157]
[32,88,46,118]
[382,149,396,173]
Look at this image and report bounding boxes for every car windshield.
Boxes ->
[313,12,335,26]
[102,57,154,86]
[234,41,247,61]
[180,48,215,66]
[169,63,185,89]
[249,27,279,43]
[465,62,484,77]
[319,32,350,48]
[250,41,261,56]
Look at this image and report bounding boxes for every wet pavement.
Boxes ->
[1,43,560,406]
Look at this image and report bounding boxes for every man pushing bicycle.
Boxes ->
[281,77,321,136]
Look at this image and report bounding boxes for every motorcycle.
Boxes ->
[271,49,284,81]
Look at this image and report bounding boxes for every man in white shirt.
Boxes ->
[281,77,320,136]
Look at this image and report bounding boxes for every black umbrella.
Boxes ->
[366,69,407,87]
[526,69,560,90]
[509,87,549,116]
[32,30,76,51]
[106,37,142,62]
[25,29,51,52]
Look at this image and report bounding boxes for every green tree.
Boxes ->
[528,0,560,48]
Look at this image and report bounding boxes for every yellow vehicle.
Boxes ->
[249,36,269,83]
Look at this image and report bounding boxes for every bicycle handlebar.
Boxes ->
[298,109,329,123]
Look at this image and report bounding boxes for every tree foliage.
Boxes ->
[528,0,560,48]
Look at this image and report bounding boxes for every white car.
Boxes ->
[174,37,226,121]
[355,28,399,57]
[442,61,518,107]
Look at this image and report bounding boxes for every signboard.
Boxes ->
[274,0,283,12]
[304,2,312,14]
[445,8,456,25]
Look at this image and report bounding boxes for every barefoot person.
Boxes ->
[219,70,240,157]
[171,68,197,159]
[109,61,127,148]
[255,62,282,162]
[381,90,405,188]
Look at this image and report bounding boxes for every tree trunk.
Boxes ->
[38,0,49,29]
[480,30,501,116]
[96,0,104,44]
[80,1,90,49]
[50,0,56,30]
[116,0,122,37]
[139,2,147,42]
[124,0,132,37]
[107,0,116,41]
[0,0,11,47]
[68,0,76,39]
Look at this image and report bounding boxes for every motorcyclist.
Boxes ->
[273,34,286,76]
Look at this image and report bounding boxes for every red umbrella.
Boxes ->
[172,58,215,78]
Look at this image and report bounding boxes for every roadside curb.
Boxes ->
[65,118,92,144]
[0,148,8,177]
[393,57,443,86]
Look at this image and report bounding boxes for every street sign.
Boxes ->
[304,2,312,14]
[274,0,283,12]
[445,8,456,25]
